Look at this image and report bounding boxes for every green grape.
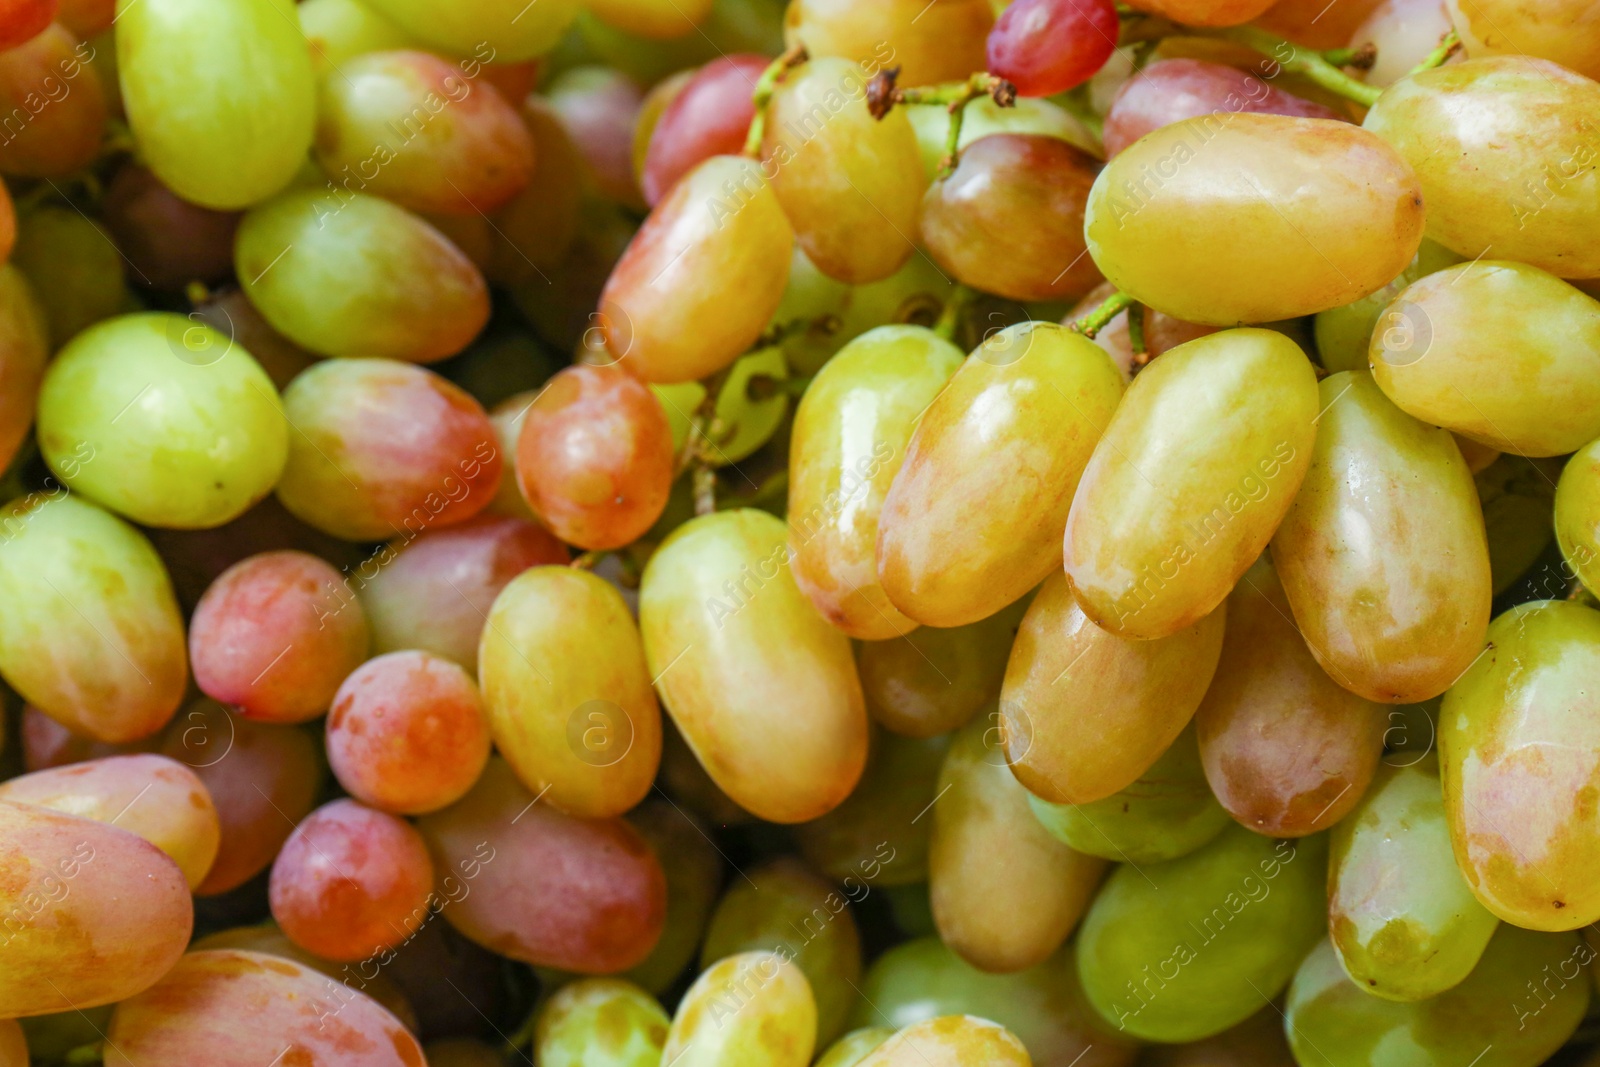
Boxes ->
[664,951,817,1067]
[650,380,705,456]
[789,324,964,639]
[930,716,1107,974]
[0,494,186,743]
[878,321,1123,628]
[856,1016,1031,1067]
[1328,756,1499,1002]
[10,206,131,348]
[479,566,662,819]
[237,188,491,363]
[1284,928,1590,1067]
[1063,328,1318,640]
[1085,114,1425,325]
[361,0,581,60]
[536,978,669,1067]
[117,0,314,210]
[701,857,863,1046]
[1002,570,1224,805]
[639,509,868,824]
[906,96,1098,182]
[1370,262,1600,457]
[1028,721,1230,864]
[816,1028,893,1067]
[1478,454,1562,595]
[1077,824,1327,1042]
[624,799,724,995]
[710,345,789,465]
[1440,600,1600,930]
[1556,436,1600,597]
[1312,238,1462,373]
[0,264,48,475]
[37,313,288,529]
[297,0,416,72]
[1363,57,1600,278]
[1271,372,1491,703]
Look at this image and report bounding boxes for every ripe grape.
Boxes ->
[1447,0,1600,81]
[1312,237,1463,372]
[0,265,48,474]
[987,0,1120,98]
[664,951,817,1067]
[0,24,106,178]
[547,67,648,209]
[297,0,416,71]
[100,163,241,293]
[360,0,583,62]
[0,0,57,50]
[1557,437,1600,597]
[857,1016,1032,1067]
[188,288,317,390]
[787,0,993,85]
[817,1030,893,1067]
[536,979,670,1067]
[624,799,723,995]
[642,54,767,205]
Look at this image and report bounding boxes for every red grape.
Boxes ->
[641,54,769,206]
[101,163,242,292]
[0,0,56,51]
[987,0,1121,98]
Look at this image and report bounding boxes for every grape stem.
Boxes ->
[1071,290,1135,339]
[1127,301,1149,364]
[1216,27,1383,107]
[1410,29,1462,73]
[933,284,977,343]
[743,43,810,159]
[1322,42,1378,71]
[571,550,604,570]
[865,69,1018,179]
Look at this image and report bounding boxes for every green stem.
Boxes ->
[1127,301,1148,362]
[868,71,1017,178]
[1072,291,1135,340]
[570,550,604,570]
[743,44,809,159]
[1219,26,1383,107]
[933,284,976,342]
[1321,43,1377,70]
[1409,29,1461,74]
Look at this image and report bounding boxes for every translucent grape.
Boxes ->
[1447,0,1600,88]
[664,951,817,1067]
[641,53,767,205]
[536,978,670,1067]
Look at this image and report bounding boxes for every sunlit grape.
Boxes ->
[664,951,817,1067]
[537,978,670,1067]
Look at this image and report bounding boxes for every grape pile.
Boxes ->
[0,0,1597,1064]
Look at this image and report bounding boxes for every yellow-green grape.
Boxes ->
[700,858,862,1046]
[237,188,491,363]
[1027,721,1229,865]
[0,265,49,475]
[1284,929,1590,1067]
[878,321,1123,628]
[907,97,1099,182]
[1328,755,1499,1002]
[479,566,662,818]
[1271,372,1491,704]
[1363,57,1600,278]
[761,57,925,284]
[1369,262,1600,457]
[361,0,582,60]
[1076,825,1327,1042]
[664,951,817,1067]
[1002,570,1224,805]
[855,1016,1031,1067]
[930,717,1107,974]
[1557,437,1600,597]
[116,0,315,210]
[298,0,416,71]
[1312,238,1463,373]
[1084,115,1424,325]
[639,509,868,824]
[789,324,964,639]
[1440,600,1600,930]
[650,381,704,455]
[1139,1008,1293,1067]
[1478,454,1562,595]
[785,0,992,85]
[816,1028,893,1067]
[795,730,948,887]
[535,978,669,1067]
[10,206,132,349]
[625,799,723,995]
[0,494,186,743]
[1063,328,1317,640]
[853,939,1138,1067]
[573,0,785,89]
[1447,0,1600,79]
[857,597,1026,739]
[588,0,715,39]
[710,346,788,465]
[36,313,288,529]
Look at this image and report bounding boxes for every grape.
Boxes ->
[1119,0,1278,24]
[10,205,130,348]
[486,97,586,287]
[1440,600,1600,931]
[639,509,868,824]
[1142,1007,1293,1067]
[787,0,993,85]
[0,1019,23,1067]
[1028,721,1230,864]
[1370,262,1600,457]
[1087,115,1424,324]
[358,513,569,672]
[416,757,666,972]
[931,717,1107,974]
[327,650,492,816]
[1447,0,1600,81]
[55,0,110,37]
[314,50,536,216]
[237,189,491,363]
[484,392,542,521]
[1284,928,1589,1067]
[906,95,1099,182]
[1064,282,1218,377]
[547,67,647,209]
[0,0,56,49]
[514,363,674,550]
[0,753,221,889]
[1102,59,1344,158]
[1255,0,1385,46]
[588,0,714,39]
[817,1029,893,1067]
[189,288,316,390]
[269,798,435,963]
[699,344,789,464]
[1365,57,1600,278]
[104,949,424,1067]
[1312,237,1462,373]
[275,358,503,541]
[360,0,582,62]
[1350,0,1457,88]
[1557,437,1600,597]
[298,0,415,71]
[574,0,783,87]
[988,0,1119,98]
[879,322,1124,628]
[599,155,793,383]
[1002,570,1224,805]
[117,0,313,209]
[0,799,192,1017]
[856,1016,1032,1067]
[160,699,323,895]
[0,494,186,744]
[642,54,767,206]
[479,566,662,818]
[189,550,369,723]
[762,57,925,285]
[921,134,1102,303]
[664,951,817,1067]
[0,265,47,474]
[0,24,105,178]
[789,325,963,639]
[536,978,669,1067]
[1063,328,1317,640]
[101,163,241,292]
[37,313,288,529]
[20,705,158,771]
[1479,454,1562,594]
[1077,825,1327,1042]
[1329,756,1499,1001]
[624,799,723,995]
